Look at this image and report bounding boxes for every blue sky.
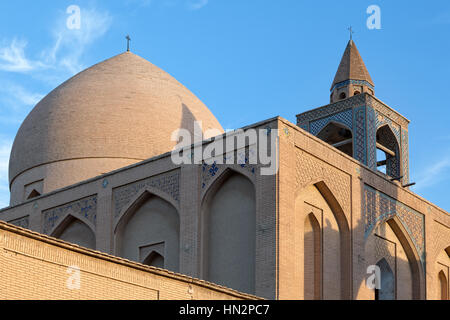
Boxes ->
[0,0,449,210]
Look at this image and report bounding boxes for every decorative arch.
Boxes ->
[200,169,256,294]
[49,212,95,239]
[201,166,256,202]
[114,190,180,272]
[375,258,395,300]
[376,124,401,178]
[438,270,448,300]
[295,180,351,299]
[304,213,322,300]
[385,217,424,299]
[143,251,165,269]
[51,215,96,250]
[114,186,180,231]
[317,121,353,157]
[27,189,41,200]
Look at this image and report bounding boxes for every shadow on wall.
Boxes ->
[298,161,428,300]
[354,165,424,300]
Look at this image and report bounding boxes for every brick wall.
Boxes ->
[0,221,259,300]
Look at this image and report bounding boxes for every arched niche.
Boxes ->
[438,270,448,300]
[27,189,41,200]
[295,181,351,300]
[375,258,395,300]
[317,122,353,157]
[435,246,450,300]
[115,191,180,272]
[376,125,400,178]
[143,251,165,269]
[304,213,322,300]
[201,169,256,294]
[52,215,96,250]
[363,217,424,300]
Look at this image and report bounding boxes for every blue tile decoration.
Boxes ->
[43,195,97,234]
[401,129,410,184]
[202,148,257,190]
[367,106,377,170]
[299,123,308,131]
[330,79,374,93]
[364,184,425,267]
[113,170,180,218]
[310,108,353,136]
[353,106,367,165]
[375,111,401,145]
[8,216,29,229]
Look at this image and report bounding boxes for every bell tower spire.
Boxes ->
[330,39,374,103]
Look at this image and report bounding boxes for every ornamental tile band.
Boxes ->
[363,185,425,266]
[42,195,97,234]
[202,148,257,190]
[367,106,377,170]
[8,216,29,229]
[353,105,367,164]
[309,108,353,136]
[330,79,374,92]
[113,170,180,218]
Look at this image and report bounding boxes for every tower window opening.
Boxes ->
[376,126,400,178]
[376,149,386,174]
[317,122,353,157]
[354,91,361,95]
[339,92,346,100]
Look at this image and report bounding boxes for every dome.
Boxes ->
[9,51,223,204]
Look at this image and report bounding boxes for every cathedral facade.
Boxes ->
[0,40,449,300]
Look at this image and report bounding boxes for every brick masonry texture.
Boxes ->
[0,221,260,300]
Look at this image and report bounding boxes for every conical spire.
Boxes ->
[330,40,374,90]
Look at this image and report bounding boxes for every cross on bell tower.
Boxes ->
[348,26,354,41]
[126,35,131,52]
[296,39,411,186]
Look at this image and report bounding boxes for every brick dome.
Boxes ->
[9,52,223,203]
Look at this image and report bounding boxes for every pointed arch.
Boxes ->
[201,166,255,201]
[201,168,256,294]
[143,251,165,269]
[438,270,448,300]
[304,213,322,300]
[51,215,96,250]
[316,121,353,157]
[375,258,395,300]
[385,217,424,299]
[27,189,41,200]
[114,190,180,272]
[376,124,401,178]
[49,212,95,240]
[295,180,351,299]
[114,186,180,231]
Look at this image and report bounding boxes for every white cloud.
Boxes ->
[0,8,112,80]
[0,8,113,208]
[413,156,450,191]
[187,0,209,10]
[41,8,113,75]
[0,82,44,107]
[0,39,45,73]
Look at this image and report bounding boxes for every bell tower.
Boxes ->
[297,40,411,186]
[330,40,375,103]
